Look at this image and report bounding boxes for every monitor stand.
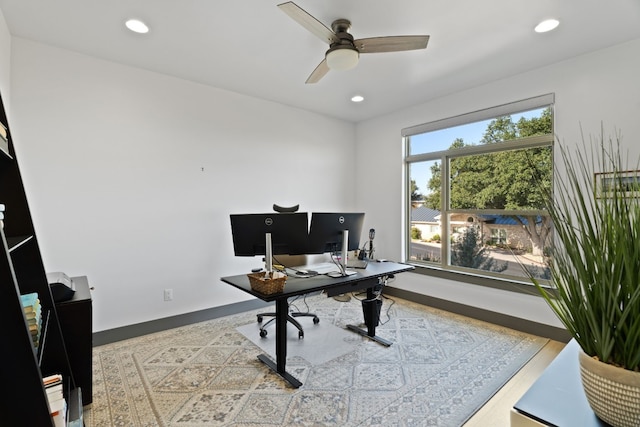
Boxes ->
[327,230,358,277]
[265,232,273,273]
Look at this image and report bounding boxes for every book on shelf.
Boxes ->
[45,380,63,391]
[27,312,41,329]
[25,309,40,321]
[45,383,63,402]
[43,374,63,387]
[43,374,67,427]
[0,123,7,155]
[26,302,41,321]
[49,397,67,427]
[21,292,43,349]
[20,292,40,313]
[31,332,41,350]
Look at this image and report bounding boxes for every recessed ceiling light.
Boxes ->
[535,19,559,33]
[125,19,149,34]
[351,95,364,103]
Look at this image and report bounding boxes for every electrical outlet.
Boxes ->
[164,288,173,301]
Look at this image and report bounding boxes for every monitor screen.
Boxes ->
[230,212,310,257]
[307,212,365,254]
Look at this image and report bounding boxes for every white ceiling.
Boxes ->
[1,0,639,123]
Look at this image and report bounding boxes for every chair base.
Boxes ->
[257,311,319,338]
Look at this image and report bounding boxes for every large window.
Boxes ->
[404,94,554,283]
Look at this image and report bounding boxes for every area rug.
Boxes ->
[85,293,548,426]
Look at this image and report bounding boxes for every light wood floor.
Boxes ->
[463,339,566,426]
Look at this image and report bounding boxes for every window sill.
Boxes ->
[406,262,542,297]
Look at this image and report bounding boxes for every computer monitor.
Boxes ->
[307,212,365,255]
[229,212,309,258]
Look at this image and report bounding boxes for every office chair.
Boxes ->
[256,204,320,339]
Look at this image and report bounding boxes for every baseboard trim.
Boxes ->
[94,288,570,346]
[93,298,272,346]
[384,286,571,343]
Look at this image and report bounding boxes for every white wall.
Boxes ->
[0,8,10,110]
[355,38,640,328]
[8,38,357,332]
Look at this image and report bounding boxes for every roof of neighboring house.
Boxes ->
[411,208,542,226]
[478,214,542,226]
[411,206,440,223]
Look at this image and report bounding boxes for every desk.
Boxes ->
[221,261,414,387]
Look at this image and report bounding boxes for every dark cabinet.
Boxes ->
[56,276,93,405]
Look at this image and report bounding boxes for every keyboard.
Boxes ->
[292,262,340,275]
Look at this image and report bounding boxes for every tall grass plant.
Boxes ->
[531,129,640,371]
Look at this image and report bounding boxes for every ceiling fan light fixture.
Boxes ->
[326,47,359,71]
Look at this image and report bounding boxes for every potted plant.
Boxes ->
[528,129,640,427]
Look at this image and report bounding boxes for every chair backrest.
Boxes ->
[274,254,307,267]
[271,203,306,266]
[273,204,299,213]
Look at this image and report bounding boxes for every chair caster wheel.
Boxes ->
[298,331,304,339]
[257,315,263,323]
[260,329,267,338]
[313,317,320,324]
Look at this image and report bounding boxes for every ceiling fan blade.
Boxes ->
[277,2,338,44]
[355,35,430,53]
[305,59,330,84]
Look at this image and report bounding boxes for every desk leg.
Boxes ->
[256,297,302,388]
[346,287,393,347]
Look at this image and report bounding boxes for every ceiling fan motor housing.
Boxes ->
[326,19,359,70]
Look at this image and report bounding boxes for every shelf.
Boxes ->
[0,132,10,159]
[7,235,34,252]
[37,309,51,367]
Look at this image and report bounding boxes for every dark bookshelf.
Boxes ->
[0,91,83,425]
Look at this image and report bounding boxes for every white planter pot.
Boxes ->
[578,348,640,427]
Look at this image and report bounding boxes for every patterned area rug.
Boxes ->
[85,293,547,426]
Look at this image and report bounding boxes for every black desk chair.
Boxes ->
[256,204,320,339]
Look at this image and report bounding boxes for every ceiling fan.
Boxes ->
[277,1,430,84]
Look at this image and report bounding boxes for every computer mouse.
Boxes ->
[295,270,308,276]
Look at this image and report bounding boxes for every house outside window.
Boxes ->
[404,94,554,284]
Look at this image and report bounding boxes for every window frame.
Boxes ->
[402,94,554,292]
[490,228,508,245]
